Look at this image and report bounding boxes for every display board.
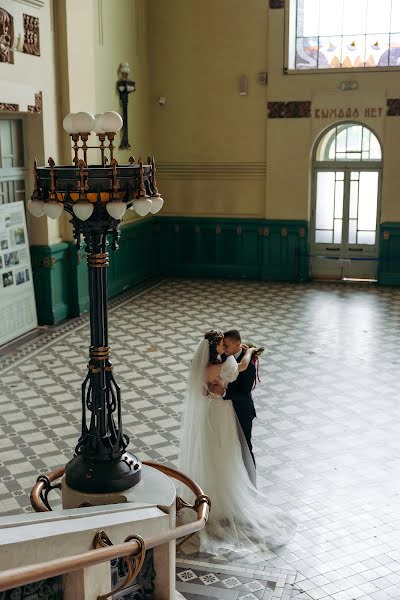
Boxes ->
[0,201,38,346]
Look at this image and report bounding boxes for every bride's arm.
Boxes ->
[237,347,257,372]
[205,364,223,387]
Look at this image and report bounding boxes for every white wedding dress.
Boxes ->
[178,339,296,556]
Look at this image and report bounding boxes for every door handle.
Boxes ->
[349,248,363,252]
[326,247,340,251]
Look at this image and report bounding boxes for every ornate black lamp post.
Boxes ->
[28,111,164,494]
[117,63,136,150]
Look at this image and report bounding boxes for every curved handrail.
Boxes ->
[30,461,208,517]
[30,466,65,512]
[0,462,210,593]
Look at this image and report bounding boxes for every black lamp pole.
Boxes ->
[65,219,141,493]
[30,126,160,494]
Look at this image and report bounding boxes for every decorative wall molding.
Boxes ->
[14,0,45,8]
[0,88,41,113]
[267,101,311,118]
[269,0,285,7]
[23,13,40,56]
[27,90,42,113]
[0,103,19,111]
[387,99,400,116]
[157,162,266,180]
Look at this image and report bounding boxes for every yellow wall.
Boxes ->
[0,0,61,245]
[147,0,268,217]
[265,6,400,222]
[145,1,400,223]
[92,0,151,228]
[4,0,400,242]
[56,0,151,169]
[93,0,152,163]
[55,0,152,239]
[0,0,152,244]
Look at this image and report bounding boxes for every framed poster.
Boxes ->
[0,201,37,346]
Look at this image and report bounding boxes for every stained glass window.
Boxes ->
[290,0,400,70]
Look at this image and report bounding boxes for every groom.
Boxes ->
[209,329,257,465]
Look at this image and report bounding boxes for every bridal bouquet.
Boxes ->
[244,343,265,362]
[244,343,264,389]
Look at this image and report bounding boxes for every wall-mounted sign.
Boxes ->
[314,106,385,119]
[0,201,37,346]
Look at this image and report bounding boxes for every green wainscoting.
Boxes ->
[31,218,400,324]
[30,219,159,325]
[30,242,71,325]
[68,243,89,317]
[157,217,309,282]
[30,217,309,325]
[378,223,400,285]
[108,218,159,298]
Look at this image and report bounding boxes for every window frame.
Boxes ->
[284,0,400,74]
[315,123,382,163]
[0,115,28,206]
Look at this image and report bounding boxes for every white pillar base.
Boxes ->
[61,464,178,600]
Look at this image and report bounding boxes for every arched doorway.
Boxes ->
[310,122,382,281]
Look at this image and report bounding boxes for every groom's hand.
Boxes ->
[208,382,225,396]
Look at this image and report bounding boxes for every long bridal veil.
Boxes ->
[178,338,210,494]
[178,339,296,556]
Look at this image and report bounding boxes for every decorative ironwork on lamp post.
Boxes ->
[117,63,136,150]
[28,111,164,494]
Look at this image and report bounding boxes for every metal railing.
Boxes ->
[0,461,210,597]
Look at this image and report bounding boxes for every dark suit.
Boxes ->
[224,351,257,465]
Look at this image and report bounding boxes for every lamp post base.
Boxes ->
[64,452,142,494]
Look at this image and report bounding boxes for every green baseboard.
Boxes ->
[31,217,309,325]
[30,218,400,325]
[30,243,71,325]
[157,217,309,282]
[31,219,160,325]
[378,223,400,285]
[108,218,159,298]
[68,244,90,317]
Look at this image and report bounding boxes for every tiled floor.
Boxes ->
[176,560,295,599]
[1,279,400,600]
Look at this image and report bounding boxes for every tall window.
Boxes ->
[289,0,400,70]
[0,119,26,205]
[313,123,381,248]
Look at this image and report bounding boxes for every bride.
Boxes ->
[178,329,296,555]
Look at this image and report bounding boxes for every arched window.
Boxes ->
[315,123,382,162]
[289,0,400,70]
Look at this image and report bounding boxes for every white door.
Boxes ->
[311,168,380,280]
[310,123,382,281]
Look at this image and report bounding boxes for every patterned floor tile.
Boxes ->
[1,279,400,599]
